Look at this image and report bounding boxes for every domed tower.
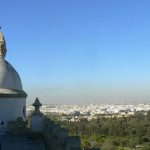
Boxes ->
[0,32,27,130]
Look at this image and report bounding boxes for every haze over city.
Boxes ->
[1,0,150,104]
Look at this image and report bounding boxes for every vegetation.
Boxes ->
[55,111,150,149]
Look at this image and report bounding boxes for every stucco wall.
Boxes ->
[0,98,26,130]
[31,116,44,132]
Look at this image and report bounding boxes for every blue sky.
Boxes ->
[1,0,150,104]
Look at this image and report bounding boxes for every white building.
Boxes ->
[0,32,27,130]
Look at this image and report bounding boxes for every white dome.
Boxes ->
[0,58,23,90]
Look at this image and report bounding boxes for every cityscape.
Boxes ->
[1,0,150,149]
[27,102,150,117]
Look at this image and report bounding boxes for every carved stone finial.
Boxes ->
[0,32,7,58]
[32,97,43,116]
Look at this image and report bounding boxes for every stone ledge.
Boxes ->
[0,89,27,98]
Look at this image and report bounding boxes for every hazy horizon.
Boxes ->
[1,0,150,104]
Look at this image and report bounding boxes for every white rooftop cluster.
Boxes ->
[27,103,150,116]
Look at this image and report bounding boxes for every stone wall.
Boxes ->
[43,118,82,150]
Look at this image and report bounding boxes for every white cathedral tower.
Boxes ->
[0,32,27,130]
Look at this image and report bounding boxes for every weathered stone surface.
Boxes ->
[43,118,82,150]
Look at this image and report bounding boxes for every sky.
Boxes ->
[0,0,150,104]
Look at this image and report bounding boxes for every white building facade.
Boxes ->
[0,32,27,130]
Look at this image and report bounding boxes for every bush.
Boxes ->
[141,137,150,142]
[101,139,117,150]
